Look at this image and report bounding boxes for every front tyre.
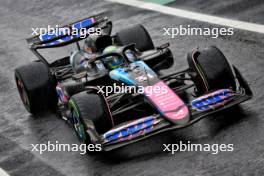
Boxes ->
[187,46,236,95]
[69,91,113,144]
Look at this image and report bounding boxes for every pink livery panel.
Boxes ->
[144,81,190,125]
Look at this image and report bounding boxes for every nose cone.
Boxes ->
[144,81,190,125]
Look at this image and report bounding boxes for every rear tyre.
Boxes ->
[187,46,236,95]
[14,62,57,114]
[116,24,154,52]
[69,91,113,144]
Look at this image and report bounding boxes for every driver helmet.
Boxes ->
[102,45,124,69]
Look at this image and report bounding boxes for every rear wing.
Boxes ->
[27,13,109,49]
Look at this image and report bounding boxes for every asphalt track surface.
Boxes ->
[0,0,263,176]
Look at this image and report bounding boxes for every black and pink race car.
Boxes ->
[15,14,252,151]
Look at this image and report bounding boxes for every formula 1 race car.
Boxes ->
[15,14,252,151]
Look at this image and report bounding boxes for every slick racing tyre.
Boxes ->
[187,46,236,95]
[116,24,154,52]
[69,91,113,144]
[15,61,57,114]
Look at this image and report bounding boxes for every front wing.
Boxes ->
[92,66,253,151]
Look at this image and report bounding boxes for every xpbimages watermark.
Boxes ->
[31,141,101,155]
[96,83,168,96]
[163,25,234,39]
[31,25,102,38]
[163,141,234,155]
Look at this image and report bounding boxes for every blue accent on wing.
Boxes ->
[191,89,234,111]
[104,116,155,142]
[39,18,95,46]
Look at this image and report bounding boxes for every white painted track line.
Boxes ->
[106,0,264,34]
[0,168,10,176]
